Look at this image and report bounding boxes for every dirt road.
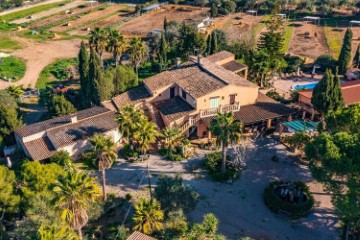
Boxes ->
[0,38,81,89]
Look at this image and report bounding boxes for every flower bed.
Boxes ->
[263,180,314,219]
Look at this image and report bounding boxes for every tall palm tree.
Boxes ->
[116,105,145,149]
[134,119,159,156]
[89,27,108,66]
[106,29,127,66]
[38,223,79,240]
[129,37,148,77]
[52,171,101,240]
[209,112,242,175]
[161,127,184,153]
[87,134,117,201]
[133,199,164,235]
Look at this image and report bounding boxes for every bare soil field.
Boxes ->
[69,6,134,36]
[118,4,209,37]
[288,21,329,60]
[12,0,86,24]
[50,4,128,32]
[214,12,264,42]
[30,2,100,29]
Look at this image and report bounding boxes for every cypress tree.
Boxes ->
[211,31,218,54]
[353,43,360,68]
[338,28,353,74]
[88,47,102,106]
[78,41,90,108]
[311,69,344,116]
[206,33,212,55]
[163,16,168,33]
[158,33,168,71]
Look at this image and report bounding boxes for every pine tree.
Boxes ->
[353,43,360,68]
[78,41,90,108]
[311,69,344,116]
[88,47,102,106]
[158,33,168,71]
[210,31,218,54]
[338,28,353,74]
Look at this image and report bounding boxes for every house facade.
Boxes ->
[15,107,120,161]
[109,51,295,138]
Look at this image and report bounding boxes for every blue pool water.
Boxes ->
[293,82,318,91]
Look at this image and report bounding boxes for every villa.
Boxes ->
[108,51,296,138]
[15,107,120,161]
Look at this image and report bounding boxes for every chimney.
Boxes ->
[176,57,181,68]
[194,48,200,64]
[70,114,77,124]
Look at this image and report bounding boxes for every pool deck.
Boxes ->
[272,74,322,96]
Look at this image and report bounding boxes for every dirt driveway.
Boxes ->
[104,136,339,240]
[0,38,80,89]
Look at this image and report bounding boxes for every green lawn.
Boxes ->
[0,1,67,22]
[0,36,21,51]
[250,15,270,44]
[281,25,294,53]
[324,26,343,60]
[36,58,78,89]
[0,57,26,82]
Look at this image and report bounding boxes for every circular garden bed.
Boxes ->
[263,180,314,219]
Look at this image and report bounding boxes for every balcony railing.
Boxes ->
[199,102,240,118]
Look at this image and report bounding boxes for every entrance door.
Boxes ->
[170,87,175,98]
[210,97,220,109]
[229,94,236,105]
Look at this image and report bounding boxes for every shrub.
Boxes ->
[315,54,337,72]
[0,57,26,81]
[204,152,238,181]
[284,131,312,152]
[154,175,200,214]
[122,144,140,158]
[263,180,314,219]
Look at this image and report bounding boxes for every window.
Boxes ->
[230,94,236,104]
[182,90,187,100]
[210,97,220,109]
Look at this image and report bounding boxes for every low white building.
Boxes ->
[15,106,120,161]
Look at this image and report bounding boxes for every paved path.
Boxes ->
[104,137,339,240]
[0,0,64,17]
[0,38,81,89]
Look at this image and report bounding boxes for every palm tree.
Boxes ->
[161,127,184,153]
[133,199,164,235]
[106,29,127,66]
[6,85,23,99]
[87,134,117,201]
[38,223,79,240]
[89,27,108,66]
[116,105,145,149]
[209,112,242,175]
[52,171,101,240]
[128,37,148,77]
[134,119,159,156]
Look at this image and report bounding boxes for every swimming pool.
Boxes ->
[293,82,319,91]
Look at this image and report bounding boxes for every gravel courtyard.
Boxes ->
[104,136,339,240]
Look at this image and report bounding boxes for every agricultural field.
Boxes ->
[118,4,209,37]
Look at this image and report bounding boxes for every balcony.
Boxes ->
[199,102,240,118]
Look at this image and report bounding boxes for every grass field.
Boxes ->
[0,36,21,51]
[0,57,26,81]
[324,26,343,60]
[0,1,67,22]
[36,58,78,89]
[250,15,270,43]
[281,25,294,53]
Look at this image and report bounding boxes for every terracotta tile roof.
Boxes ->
[221,60,247,73]
[142,53,256,98]
[16,106,119,161]
[155,96,195,122]
[46,111,117,148]
[201,93,296,126]
[112,85,151,109]
[24,137,56,161]
[127,231,157,240]
[16,106,110,137]
[205,51,234,64]
[298,80,360,106]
